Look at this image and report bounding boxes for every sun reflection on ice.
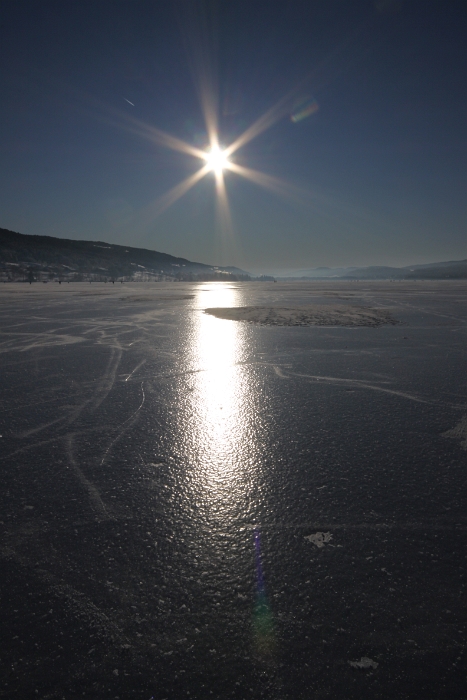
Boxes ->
[170,282,277,661]
[180,282,260,525]
[193,285,244,471]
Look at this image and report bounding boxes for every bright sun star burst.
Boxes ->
[204,145,229,174]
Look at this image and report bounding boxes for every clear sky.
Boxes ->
[1,0,465,272]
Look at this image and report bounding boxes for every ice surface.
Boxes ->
[0,280,465,699]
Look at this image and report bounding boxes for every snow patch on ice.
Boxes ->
[305,531,333,548]
[349,657,379,669]
[442,415,467,450]
[204,305,398,327]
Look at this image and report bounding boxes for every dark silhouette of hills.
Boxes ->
[0,228,250,281]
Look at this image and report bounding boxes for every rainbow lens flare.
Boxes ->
[291,97,319,123]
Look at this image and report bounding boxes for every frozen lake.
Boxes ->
[0,280,466,699]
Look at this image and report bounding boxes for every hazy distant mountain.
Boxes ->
[0,228,250,282]
[281,266,359,278]
[278,260,467,280]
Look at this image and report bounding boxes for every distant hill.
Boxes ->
[0,228,250,282]
[279,259,467,280]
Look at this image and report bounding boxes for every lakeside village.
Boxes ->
[0,261,275,283]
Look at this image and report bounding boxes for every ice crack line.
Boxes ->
[100,382,146,466]
[91,346,123,411]
[65,433,112,521]
[124,358,147,382]
[292,372,428,403]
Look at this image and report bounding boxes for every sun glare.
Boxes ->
[204,145,229,174]
[122,51,306,221]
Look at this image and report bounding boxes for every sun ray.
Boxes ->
[212,168,240,266]
[130,120,207,160]
[108,112,207,160]
[215,169,234,235]
[222,74,316,158]
[193,65,219,150]
[222,23,369,160]
[140,163,211,222]
[223,92,293,158]
[225,161,308,204]
[178,0,219,149]
[226,161,392,239]
[58,84,208,161]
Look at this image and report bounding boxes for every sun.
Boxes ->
[204,145,229,174]
[121,77,300,219]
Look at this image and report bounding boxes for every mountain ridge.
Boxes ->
[0,228,250,281]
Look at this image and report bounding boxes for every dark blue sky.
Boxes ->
[1,0,465,272]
